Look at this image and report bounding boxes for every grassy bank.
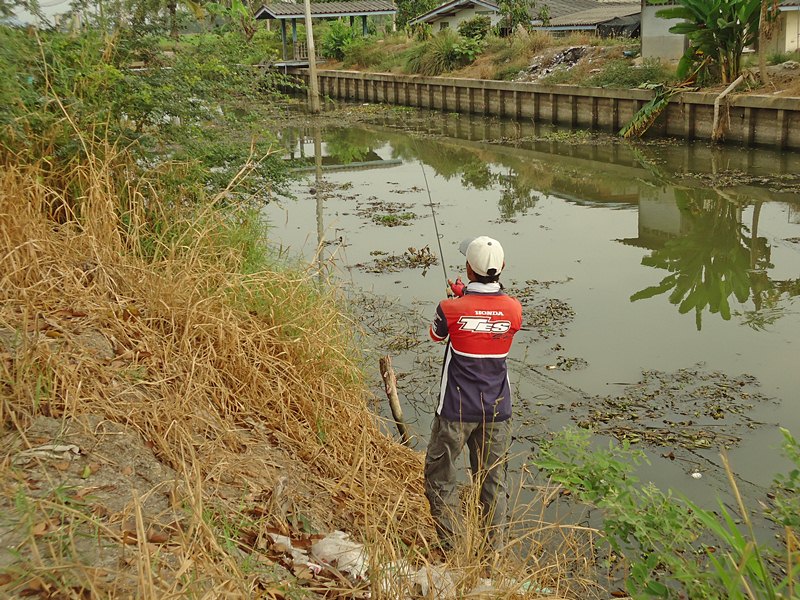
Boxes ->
[318,26,673,87]
[0,25,597,598]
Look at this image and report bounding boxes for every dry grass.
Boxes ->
[0,138,430,595]
[0,121,602,596]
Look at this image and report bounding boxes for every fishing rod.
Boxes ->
[418,160,453,297]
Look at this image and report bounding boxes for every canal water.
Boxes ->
[265,107,800,515]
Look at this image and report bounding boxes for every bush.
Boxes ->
[342,37,386,68]
[491,29,551,64]
[768,50,800,65]
[403,30,481,75]
[585,58,675,88]
[319,20,359,60]
[458,15,491,40]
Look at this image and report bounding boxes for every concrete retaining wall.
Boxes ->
[287,69,800,150]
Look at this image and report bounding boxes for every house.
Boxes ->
[642,0,800,62]
[408,0,501,31]
[410,0,638,35]
[535,2,641,36]
[640,0,686,61]
[766,0,800,55]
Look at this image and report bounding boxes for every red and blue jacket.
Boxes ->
[429,282,523,423]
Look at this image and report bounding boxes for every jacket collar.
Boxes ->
[465,282,501,294]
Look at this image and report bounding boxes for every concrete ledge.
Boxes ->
[287,69,800,150]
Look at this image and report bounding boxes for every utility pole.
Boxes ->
[303,0,321,113]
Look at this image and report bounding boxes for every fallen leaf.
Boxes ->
[0,573,13,586]
[147,529,170,544]
[31,521,52,536]
[122,530,138,545]
[293,566,314,580]
[54,461,71,471]
[121,466,134,476]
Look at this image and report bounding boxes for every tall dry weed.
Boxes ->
[0,122,601,596]
[0,134,431,594]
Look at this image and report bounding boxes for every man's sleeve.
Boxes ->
[429,303,448,341]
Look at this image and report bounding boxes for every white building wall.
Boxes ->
[766,11,800,55]
[641,3,686,61]
[435,7,500,31]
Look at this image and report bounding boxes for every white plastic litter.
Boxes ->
[413,564,456,599]
[267,533,324,575]
[468,577,555,597]
[13,444,81,464]
[311,530,369,580]
[374,560,417,598]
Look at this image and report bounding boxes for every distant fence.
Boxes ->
[286,69,800,150]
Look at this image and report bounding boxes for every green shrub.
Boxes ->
[458,15,491,40]
[536,427,800,599]
[768,50,800,65]
[491,29,551,64]
[342,37,386,68]
[452,35,485,62]
[403,30,480,75]
[319,20,359,60]
[408,22,433,41]
[494,63,523,81]
[585,58,675,88]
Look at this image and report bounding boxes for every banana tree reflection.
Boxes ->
[630,190,798,330]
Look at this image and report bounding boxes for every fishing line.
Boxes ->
[418,160,451,293]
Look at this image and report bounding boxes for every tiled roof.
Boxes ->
[256,1,396,19]
[546,2,639,26]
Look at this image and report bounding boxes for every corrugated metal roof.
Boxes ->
[410,0,498,25]
[255,1,396,19]
[537,0,636,21]
[779,0,800,7]
[547,2,639,27]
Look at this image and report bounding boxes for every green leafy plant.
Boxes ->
[403,30,478,75]
[586,58,675,89]
[768,428,800,530]
[536,427,800,599]
[497,0,535,32]
[653,0,762,83]
[342,36,386,68]
[319,20,360,60]
[458,15,492,40]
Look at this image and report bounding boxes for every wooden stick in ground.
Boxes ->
[380,355,411,446]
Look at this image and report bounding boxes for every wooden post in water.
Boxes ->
[380,355,410,446]
[303,0,320,113]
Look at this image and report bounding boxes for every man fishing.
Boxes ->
[425,235,523,555]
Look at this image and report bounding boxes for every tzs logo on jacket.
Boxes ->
[457,316,511,333]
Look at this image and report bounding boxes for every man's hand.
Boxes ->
[448,277,466,297]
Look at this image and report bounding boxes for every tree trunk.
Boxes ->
[758,0,771,85]
[168,0,178,39]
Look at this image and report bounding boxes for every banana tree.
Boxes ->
[653,0,762,83]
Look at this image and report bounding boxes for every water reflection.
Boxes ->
[279,112,800,331]
[629,189,800,330]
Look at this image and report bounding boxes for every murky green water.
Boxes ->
[266,107,800,511]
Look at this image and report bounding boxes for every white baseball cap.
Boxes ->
[459,236,504,277]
